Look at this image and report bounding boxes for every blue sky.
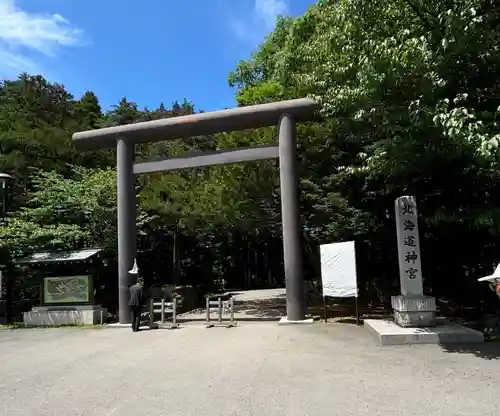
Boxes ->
[0,0,315,112]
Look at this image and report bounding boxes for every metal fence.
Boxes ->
[149,297,179,329]
[205,296,237,328]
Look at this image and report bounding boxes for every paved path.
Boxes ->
[229,288,286,301]
[178,288,287,322]
[1,323,499,416]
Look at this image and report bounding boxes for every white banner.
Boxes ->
[320,241,358,298]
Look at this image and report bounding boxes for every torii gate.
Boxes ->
[72,98,319,324]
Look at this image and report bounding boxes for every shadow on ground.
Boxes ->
[328,317,363,325]
[440,341,500,360]
[231,294,394,321]
[232,296,286,319]
[232,296,389,322]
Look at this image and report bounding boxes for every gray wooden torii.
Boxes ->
[72,98,319,324]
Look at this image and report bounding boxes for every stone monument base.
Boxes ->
[391,295,437,327]
[365,319,484,345]
[23,305,107,327]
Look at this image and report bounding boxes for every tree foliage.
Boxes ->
[229,0,500,304]
[2,0,500,315]
[0,167,152,256]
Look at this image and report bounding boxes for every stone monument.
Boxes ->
[391,196,437,327]
[364,196,484,344]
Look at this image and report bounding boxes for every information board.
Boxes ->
[320,241,358,298]
[43,275,91,304]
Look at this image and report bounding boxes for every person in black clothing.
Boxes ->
[128,276,145,332]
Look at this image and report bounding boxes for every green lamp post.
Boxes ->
[0,173,13,218]
[0,173,13,323]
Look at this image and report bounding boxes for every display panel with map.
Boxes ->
[43,275,91,304]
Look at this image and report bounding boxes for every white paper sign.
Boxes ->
[320,241,358,298]
[395,196,423,296]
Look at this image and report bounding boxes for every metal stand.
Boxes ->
[205,296,237,328]
[149,297,179,329]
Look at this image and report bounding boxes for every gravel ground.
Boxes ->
[0,322,499,416]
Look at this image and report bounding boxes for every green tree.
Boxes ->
[227,0,500,303]
[0,167,151,256]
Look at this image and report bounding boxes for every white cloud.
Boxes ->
[0,0,83,78]
[254,0,288,30]
[231,0,289,44]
